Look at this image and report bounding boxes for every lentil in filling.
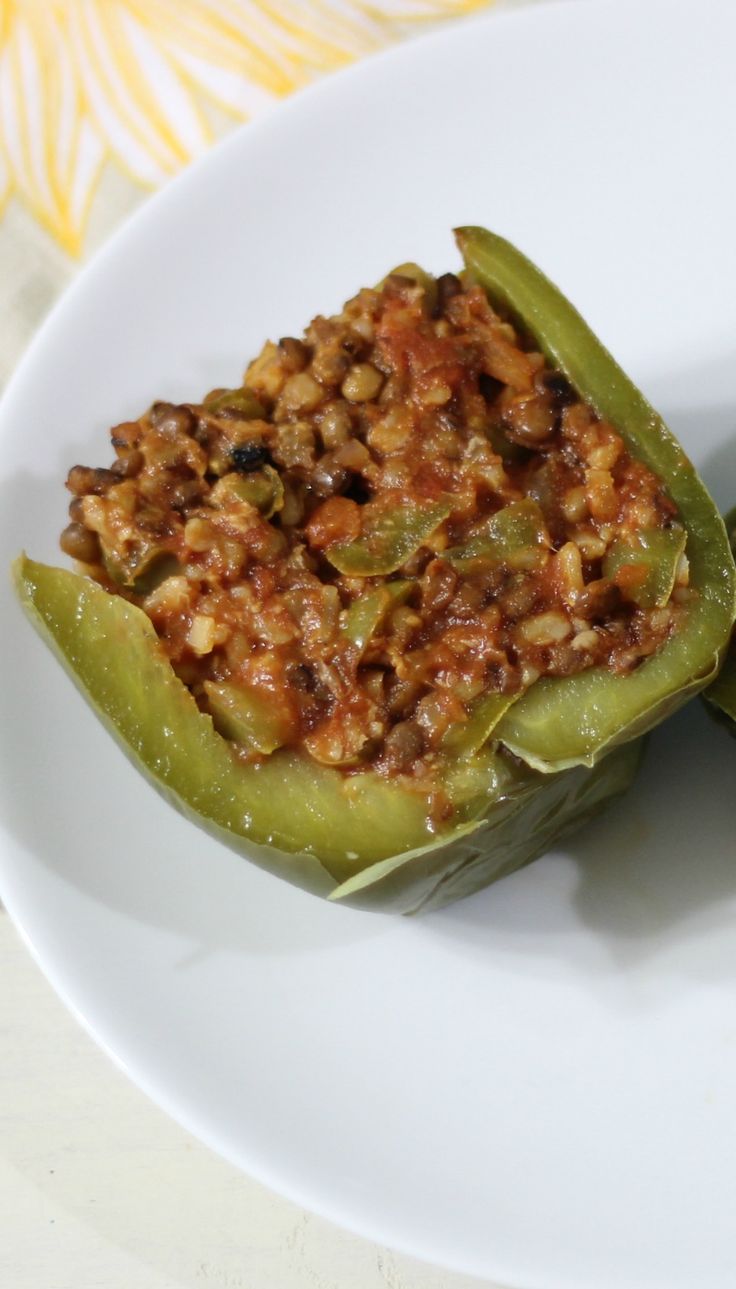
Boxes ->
[60,269,691,785]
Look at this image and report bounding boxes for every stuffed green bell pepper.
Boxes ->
[14,228,736,913]
[706,507,736,728]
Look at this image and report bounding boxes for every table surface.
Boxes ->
[1,910,504,1289]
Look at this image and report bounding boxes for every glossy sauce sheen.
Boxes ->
[60,271,689,784]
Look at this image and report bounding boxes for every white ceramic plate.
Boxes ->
[2,2,736,1285]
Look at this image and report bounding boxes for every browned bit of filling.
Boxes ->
[60,269,692,782]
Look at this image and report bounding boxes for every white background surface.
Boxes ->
[0,912,497,1289]
[3,3,736,1288]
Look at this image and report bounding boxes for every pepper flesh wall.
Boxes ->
[14,230,736,912]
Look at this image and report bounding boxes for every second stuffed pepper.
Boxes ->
[706,507,736,729]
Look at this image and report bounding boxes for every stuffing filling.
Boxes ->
[60,268,691,785]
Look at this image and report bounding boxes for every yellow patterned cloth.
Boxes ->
[0,0,494,384]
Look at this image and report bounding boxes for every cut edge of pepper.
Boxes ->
[456,225,736,772]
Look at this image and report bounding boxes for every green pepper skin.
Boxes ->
[705,508,736,729]
[331,740,642,913]
[14,554,640,913]
[457,227,736,771]
[15,229,734,912]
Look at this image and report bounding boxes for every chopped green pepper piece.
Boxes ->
[103,546,179,595]
[203,680,291,755]
[441,691,519,759]
[457,225,736,771]
[603,526,687,609]
[342,581,412,653]
[203,387,265,418]
[327,499,451,576]
[213,466,284,518]
[444,499,549,574]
